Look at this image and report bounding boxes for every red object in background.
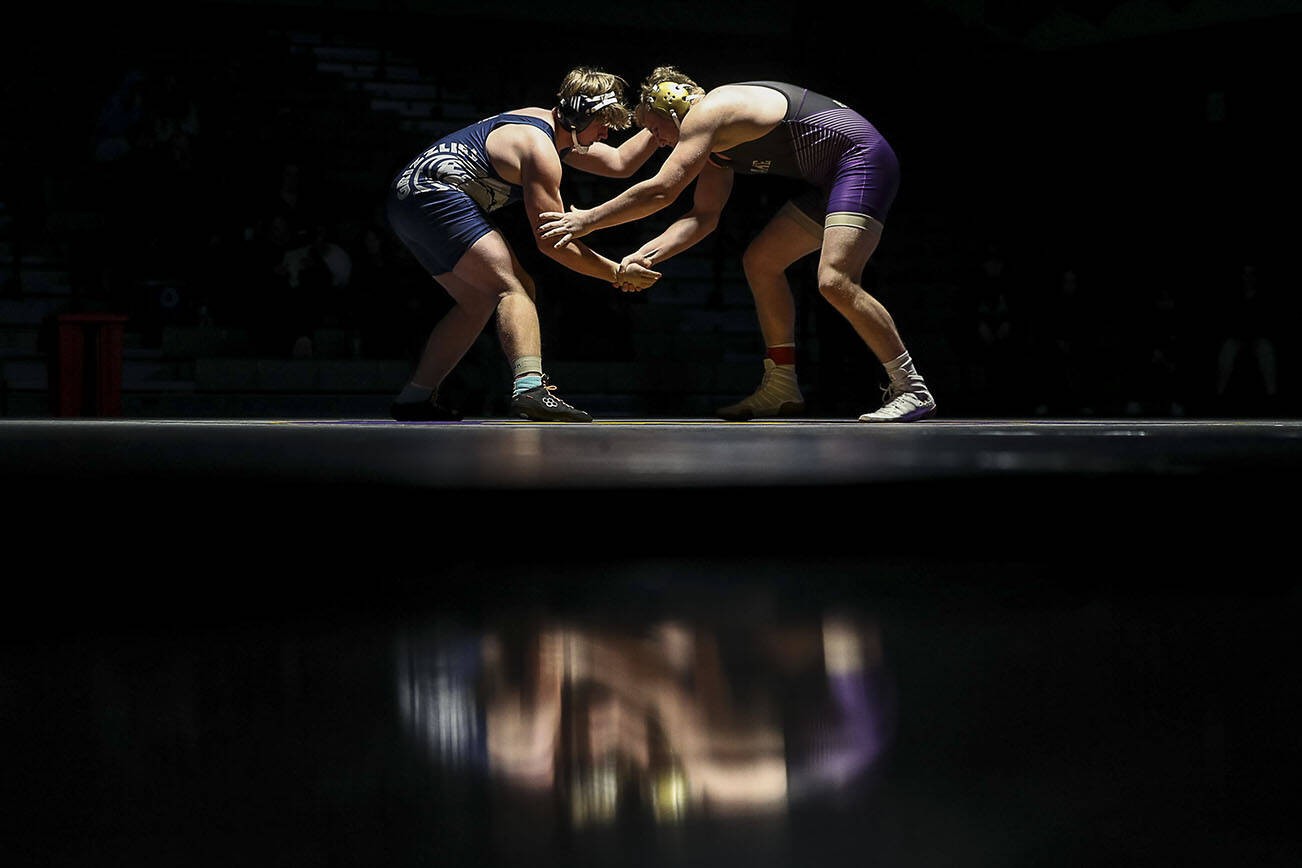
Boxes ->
[54,313,129,417]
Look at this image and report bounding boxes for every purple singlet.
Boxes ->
[708,81,899,227]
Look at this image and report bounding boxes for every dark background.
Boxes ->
[4,0,1298,418]
[3,5,1301,865]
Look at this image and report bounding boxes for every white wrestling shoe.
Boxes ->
[717,358,805,421]
[858,385,937,422]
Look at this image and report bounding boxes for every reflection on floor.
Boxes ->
[5,573,1301,866]
[398,610,887,825]
[2,419,1299,865]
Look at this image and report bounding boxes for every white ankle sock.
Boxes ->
[884,351,928,394]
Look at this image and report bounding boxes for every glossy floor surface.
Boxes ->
[3,418,1299,865]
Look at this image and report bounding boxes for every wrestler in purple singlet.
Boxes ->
[708,81,900,229]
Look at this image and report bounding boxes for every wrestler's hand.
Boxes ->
[614,250,661,292]
[620,249,659,272]
[616,261,661,292]
[538,205,593,248]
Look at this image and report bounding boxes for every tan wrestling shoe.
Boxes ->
[717,359,805,421]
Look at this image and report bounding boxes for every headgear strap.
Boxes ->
[558,90,620,133]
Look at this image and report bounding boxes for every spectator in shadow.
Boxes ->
[227,161,321,354]
[347,225,400,357]
[347,223,436,359]
[259,162,312,247]
[238,214,299,356]
[1215,262,1279,415]
[190,229,237,330]
[138,67,200,174]
[135,66,203,279]
[276,162,302,221]
[1128,285,1188,417]
[90,68,151,311]
[353,220,460,361]
[93,69,147,166]
[276,223,353,358]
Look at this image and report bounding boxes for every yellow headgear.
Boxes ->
[646,82,699,126]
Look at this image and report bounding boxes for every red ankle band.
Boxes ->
[766,346,797,366]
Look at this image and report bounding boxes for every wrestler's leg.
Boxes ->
[451,230,540,364]
[741,204,823,347]
[407,271,497,390]
[816,223,903,362]
[818,223,935,422]
[451,230,590,421]
[387,192,499,420]
[716,207,822,421]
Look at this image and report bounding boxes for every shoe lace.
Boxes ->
[751,362,800,403]
[540,376,576,408]
[879,378,928,408]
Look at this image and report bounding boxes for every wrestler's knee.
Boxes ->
[462,291,497,321]
[496,273,535,305]
[515,269,537,300]
[742,238,787,282]
[817,267,859,308]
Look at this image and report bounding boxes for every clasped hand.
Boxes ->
[538,207,661,292]
[615,254,661,293]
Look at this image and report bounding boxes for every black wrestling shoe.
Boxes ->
[510,377,593,422]
[390,398,463,422]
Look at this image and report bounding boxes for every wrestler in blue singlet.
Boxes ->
[387,113,557,275]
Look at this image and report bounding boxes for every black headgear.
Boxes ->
[557,90,620,133]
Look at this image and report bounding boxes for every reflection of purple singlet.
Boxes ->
[708,81,900,226]
[786,668,892,799]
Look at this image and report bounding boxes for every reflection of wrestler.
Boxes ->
[482,628,565,791]
[561,622,790,818]
[539,68,936,422]
[772,614,894,800]
[472,613,891,825]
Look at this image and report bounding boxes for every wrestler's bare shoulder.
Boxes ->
[507,106,554,124]
[485,108,558,183]
[692,85,786,150]
[701,85,786,123]
[486,107,555,147]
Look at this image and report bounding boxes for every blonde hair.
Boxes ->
[635,66,705,125]
[556,67,632,131]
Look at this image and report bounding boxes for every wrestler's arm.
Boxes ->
[520,141,659,287]
[539,119,715,244]
[563,128,659,178]
[625,162,734,267]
